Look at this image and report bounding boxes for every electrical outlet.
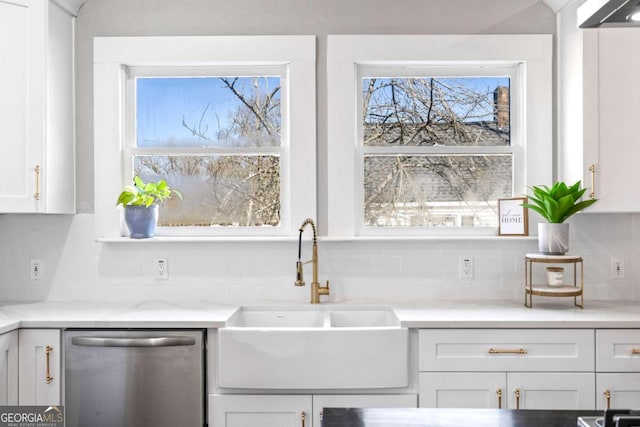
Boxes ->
[30,259,43,280]
[156,259,168,280]
[459,257,473,279]
[610,256,624,279]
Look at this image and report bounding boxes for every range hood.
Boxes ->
[578,0,640,27]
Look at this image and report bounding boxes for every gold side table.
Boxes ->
[524,253,584,308]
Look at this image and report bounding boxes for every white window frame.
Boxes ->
[94,36,316,239]
[327,35,552,237]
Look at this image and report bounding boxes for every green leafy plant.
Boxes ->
[522,180,597,223]
[116,176,182,208]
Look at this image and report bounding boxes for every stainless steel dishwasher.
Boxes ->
[64,329,205,427]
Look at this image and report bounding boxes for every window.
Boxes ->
[327,35,552,237]
[127,69,284,232]
[359,69,518,229]
[94,36,316,239]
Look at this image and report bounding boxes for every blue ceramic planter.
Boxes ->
[124,205,159,238]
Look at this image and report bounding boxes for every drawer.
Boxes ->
[596,329,640,372]
[419,329,594,372]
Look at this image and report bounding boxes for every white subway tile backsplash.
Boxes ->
[0,213,637,303]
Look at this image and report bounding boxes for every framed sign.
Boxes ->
[498,197,529,236]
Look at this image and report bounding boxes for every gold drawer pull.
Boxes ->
[515,388,521,410]
[497,388,503,409]
[632,348,640,355]
[301,411,305,427]
[489,348,528,355]
[45,345,53,384]
[604,389,611,409]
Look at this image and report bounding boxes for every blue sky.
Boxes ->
[136,76,280,147]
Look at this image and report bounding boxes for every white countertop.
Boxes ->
[0,299,637,333]
[0,300,239,334]
[391,299,640,328]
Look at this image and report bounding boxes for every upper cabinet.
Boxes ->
[0,0,80,213]
[558,0,640,212]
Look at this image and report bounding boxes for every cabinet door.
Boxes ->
[507,373,595,410]
[0,330,18,405]
[314,394,417,427]
[210,395,312,427]
[597,373,640,410]
[18,329,60,405]
[419,373,506,409]
[583,28,640,212]
[0,0,45,212]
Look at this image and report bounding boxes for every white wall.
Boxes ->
[0,0,637,304]
[0,213,637,303]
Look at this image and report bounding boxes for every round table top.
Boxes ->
[526,253,582,262]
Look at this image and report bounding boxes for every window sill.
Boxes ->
[97,236,298,243]
[319,235,537,242]
[97,235,536,243]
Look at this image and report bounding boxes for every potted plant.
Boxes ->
[116,176,182,239]
[522,181,597,255]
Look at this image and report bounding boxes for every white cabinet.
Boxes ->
[0,330,18,405]
[418,329,595,372]
[595,329,640,409]
[419,372,594,410]
[596,373,640,410]
[418,329,596,410]
[507,373,595,410]
[18,329,61,405]
[210,394,416,427]
[419,372,505,409]
[211,395,312,427]
[0,0,76,213]
[558,1,640,212]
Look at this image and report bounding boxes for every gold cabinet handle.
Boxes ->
[604,389,611,409]
[589,164,596,199]
[34,165,41,201]
[488,348,527,355]
[515,388,521,410]
[45,345,53,384]
[301,411,305,427]
[632,348,640,355]
[497,388,503,409]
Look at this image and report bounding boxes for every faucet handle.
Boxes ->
[295,261,305,286]
[319,280,330,295]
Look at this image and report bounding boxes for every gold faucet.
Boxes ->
[295,218,330,304]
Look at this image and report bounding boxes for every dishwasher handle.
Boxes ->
[71,336,196,348]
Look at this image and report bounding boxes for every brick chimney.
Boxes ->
[493,86,509,130]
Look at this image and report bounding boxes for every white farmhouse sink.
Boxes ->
[217,306,409,389]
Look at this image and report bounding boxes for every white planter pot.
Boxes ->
[538,223,569,255]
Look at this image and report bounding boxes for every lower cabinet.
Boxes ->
[18,329,61,405]
[419,372,594,410]
[418,329,596,410]
[506,373,595,410]
[596,373,640,410]
[595,329,640,410]
[210,394,417,427]
[419,372,505,409]
[211,395,312,427]
[0,330,18,405]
